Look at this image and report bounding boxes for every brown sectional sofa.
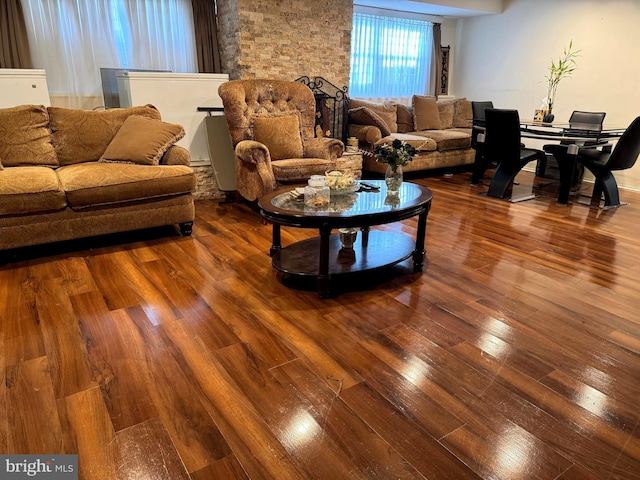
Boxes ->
[348,96,476,175]
[0,104,196,251]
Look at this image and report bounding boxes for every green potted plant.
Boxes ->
[373,139,420,192]
[544,40,580,123]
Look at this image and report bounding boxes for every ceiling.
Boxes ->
[354,0,503,18]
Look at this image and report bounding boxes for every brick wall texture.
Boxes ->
[218,0,353,89]
[193,166,226,200]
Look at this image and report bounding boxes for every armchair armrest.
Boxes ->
[234,140,276,201]
[348,124,382,146]
[160,145,191,166]
[236,140,271,165]
[304,137,344,160]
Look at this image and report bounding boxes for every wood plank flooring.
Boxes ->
[1,170,640,479]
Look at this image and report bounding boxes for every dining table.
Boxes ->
[518,121,626,204]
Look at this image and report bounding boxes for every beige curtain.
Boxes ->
[191,0,222,73]
[433,23,442,97]
[0,0,32,68]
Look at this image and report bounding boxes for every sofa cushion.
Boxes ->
[271,158,335,182]
[56,162,195,209]
[376,134,437,152]
[453,98,473,128]
[0,166,66,215]
[100,115,185,165]
[412,95,441,131]
[348,107,391,137]
[253,114,303,160]
[420,129,471,151]
[437,99,456,129]
[396,104,414,133]
[348,124,383,145]
[349,99,398,133]
[48,104,161,166]
[0,105,58,168]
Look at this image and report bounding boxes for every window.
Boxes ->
[349,12,434,99]
[20,0,197,108]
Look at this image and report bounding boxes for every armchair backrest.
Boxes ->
[218,79,316,147]
[608,116,640,171]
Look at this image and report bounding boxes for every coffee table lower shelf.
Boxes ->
[272,230,416,279]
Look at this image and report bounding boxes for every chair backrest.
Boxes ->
[218,79,316,147]
[472,101,493,125]
[471,101,493,148]
[565,110,606,134]
[607,116,640,171]
[484,108,522,165]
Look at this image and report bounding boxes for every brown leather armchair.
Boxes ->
[219,79,354,201]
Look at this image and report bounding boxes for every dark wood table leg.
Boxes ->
[317,222,331,298]
[412,205,430,273]
[270,224,282,257]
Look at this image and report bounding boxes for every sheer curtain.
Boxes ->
[349,13,434,103]
[20,0,197,109]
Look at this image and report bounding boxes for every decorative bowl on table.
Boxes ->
[325,170,358,195]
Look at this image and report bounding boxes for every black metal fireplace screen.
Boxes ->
[295,76,349,143]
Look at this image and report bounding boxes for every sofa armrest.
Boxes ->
[304,137,344,160]
[348,124,382,146]
[160,145,191,166]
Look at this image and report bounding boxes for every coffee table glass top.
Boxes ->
[265,180,431,217]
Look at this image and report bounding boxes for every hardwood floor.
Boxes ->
[2,170,640,479]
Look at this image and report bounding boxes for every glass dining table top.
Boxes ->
[519,121,626,141]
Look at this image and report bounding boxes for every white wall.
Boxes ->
[452,0,640,191]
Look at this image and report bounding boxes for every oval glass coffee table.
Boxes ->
[258,180,433,298]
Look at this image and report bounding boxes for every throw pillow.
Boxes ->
[349,99,398,133]
[348,107,391,137]
[0,104,58,167]
[253,114,304,160]
[453,98,473,128]
[396,104,414,133]
[100,115,185,165]
[437,99,456,130]
[412,95,441,131]
[48,104,161,166]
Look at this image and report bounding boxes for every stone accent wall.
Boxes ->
[193,166,226,200]
[218,0,353,88]
[217,0,240,79]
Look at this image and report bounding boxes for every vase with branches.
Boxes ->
[544,40,580,122]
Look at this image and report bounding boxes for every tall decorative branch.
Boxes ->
[545,40,580,120]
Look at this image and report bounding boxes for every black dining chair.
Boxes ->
[470,100,493,185]
[484,108,546,200]
[540,110,607,185]
[576,115,640,208]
